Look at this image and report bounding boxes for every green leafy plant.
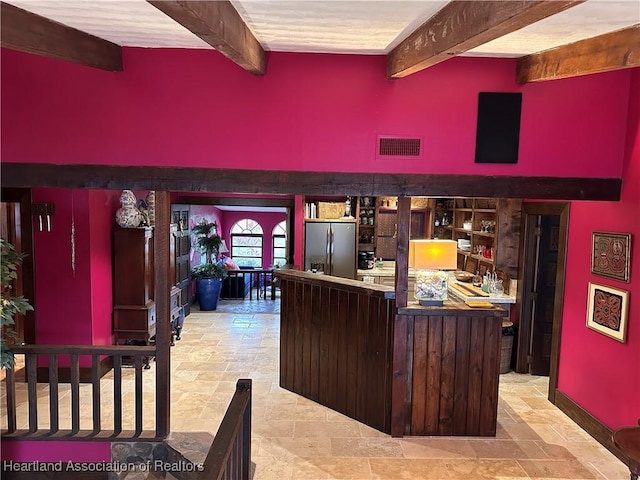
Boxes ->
[191,262,228,281]
[1,238,32,369]
[191,220,227,279]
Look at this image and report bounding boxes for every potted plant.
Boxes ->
[191,221,228,311]
[1,238,32,369]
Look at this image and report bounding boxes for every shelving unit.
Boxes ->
[431,197,521,279]
[372,196,430,260]
[357,196,376,252]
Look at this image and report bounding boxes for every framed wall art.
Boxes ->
[586,282,629,343]
[591,232,631,282]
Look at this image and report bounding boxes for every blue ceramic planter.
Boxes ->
[197,278,223,311]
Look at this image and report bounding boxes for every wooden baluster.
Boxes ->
[113,354,123,435]
[135,355,143,436]
[92,354,101,434]
[48,353,59,433]
[70,353,80,434]
[26,354,37,433]
[6,364,17,432]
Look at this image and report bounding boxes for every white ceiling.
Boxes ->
[4,0,640,57]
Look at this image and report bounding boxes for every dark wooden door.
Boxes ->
[530,215,560,376]
[0,189,36,345]
[171,205,191,316]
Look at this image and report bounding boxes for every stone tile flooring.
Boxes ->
[167,304,630,480]
[1,297,631,479]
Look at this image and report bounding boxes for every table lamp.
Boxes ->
[410,239,457,306]
[219,239,229,254]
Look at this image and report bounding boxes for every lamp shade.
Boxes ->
[219,239,229,254]
[409,239,457,270]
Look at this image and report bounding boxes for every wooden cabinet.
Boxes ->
[170,286,182,345]
[171,205,191,316]
[373,197,431,260]
[431,198,521,278]
[356,196,376,253]
[113,227,155,347]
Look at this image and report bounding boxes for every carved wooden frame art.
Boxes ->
[591,231,631,282]
[586,282,629,343]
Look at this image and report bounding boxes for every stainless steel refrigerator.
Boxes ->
[304,222,356,279]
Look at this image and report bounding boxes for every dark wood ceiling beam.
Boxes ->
[147,0,265,75]
[0,2,122,72]
[517,24,640,84]
[386,0,584,79]
[0,163,621,201]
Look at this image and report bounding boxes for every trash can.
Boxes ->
[500,321,514,374]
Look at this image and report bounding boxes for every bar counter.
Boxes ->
[274,269,507,437]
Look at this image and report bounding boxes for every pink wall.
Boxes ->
[558,69,640,429]
[89,190,120,345]
[32,189,94,346]
[1,48,630,178]
[31,189,119,366]
[189,204,223,266]
[220,210,287,268]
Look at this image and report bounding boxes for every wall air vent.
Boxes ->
[377,136,423,160]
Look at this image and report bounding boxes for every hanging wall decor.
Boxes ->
[591,231,631,282]
[586,282,629,343]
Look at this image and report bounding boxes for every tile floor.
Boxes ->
[2,296,632,479]
[172,299,630,480]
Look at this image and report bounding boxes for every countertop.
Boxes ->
[356,268,516,304]
[447,281,516,304]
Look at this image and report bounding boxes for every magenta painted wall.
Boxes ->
[0,48,630,178]
[558,69,640,429]
[32,189,93,346]
[2,440,110,462]
[31,189,119,367]
[220,210,287,268]
[189,204,223,266]
[89,190,120,345]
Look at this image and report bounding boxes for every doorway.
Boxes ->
[1,188,36,345]
[516,202,569,403]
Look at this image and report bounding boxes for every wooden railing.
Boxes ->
[2,344,163,440]
[199,379,252,480]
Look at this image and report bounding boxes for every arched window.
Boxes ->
[272,221,287,267]
[230,219,263,267]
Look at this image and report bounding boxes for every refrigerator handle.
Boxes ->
[330,228,335,273]
[326,228,331,273]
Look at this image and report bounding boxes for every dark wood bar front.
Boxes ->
[277,270,396,434]
[394,305,506,437]
[275,270,507,437]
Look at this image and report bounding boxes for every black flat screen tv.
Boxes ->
[474,92,522,164]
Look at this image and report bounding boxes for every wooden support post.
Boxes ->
[395,196,411,308]
[155,191,171,437]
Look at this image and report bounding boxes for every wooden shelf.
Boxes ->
[474,208,497,213]
[457,250,495,264]
[472,231,495,238]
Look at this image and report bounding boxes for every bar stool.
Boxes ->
[612,420,640,480]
